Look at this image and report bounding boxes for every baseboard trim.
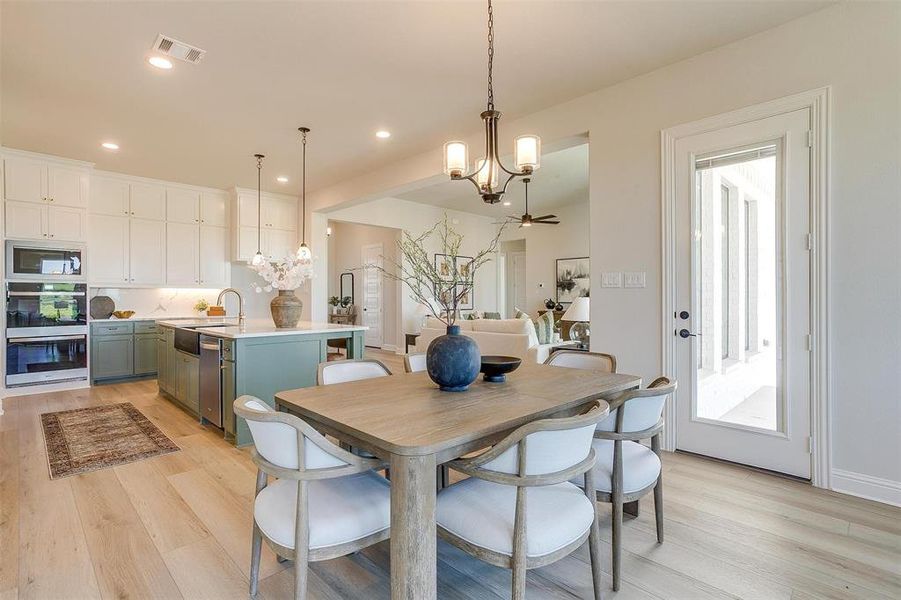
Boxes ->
[831,469,901,507]
[381,344,398,353]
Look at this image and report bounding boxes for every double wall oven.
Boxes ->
[5,241,88,387]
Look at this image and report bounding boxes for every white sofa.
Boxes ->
[412,317,571,363]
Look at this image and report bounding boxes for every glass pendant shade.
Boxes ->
[514,135,541,171]
[251,251,265,266]
[444,141,468,177]
[296,242,312,261]
[475,158,499,190]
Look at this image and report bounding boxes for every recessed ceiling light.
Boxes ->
[375,130,391,139]
[147,55,173,70]
[101,142,120,151]
[276,176,289,183]
[502,201,511,206]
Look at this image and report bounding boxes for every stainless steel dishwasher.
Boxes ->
[198,334,223,428]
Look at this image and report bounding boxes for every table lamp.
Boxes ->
[562,297,590,348]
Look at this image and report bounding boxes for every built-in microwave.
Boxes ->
[5,240,85,282]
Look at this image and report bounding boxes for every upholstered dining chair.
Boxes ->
[543,349,617,372]
[317,358,392,385]
[403,352,427,373]
[578,377,677,591]
[436,402,609,600]
[234,396,391,600]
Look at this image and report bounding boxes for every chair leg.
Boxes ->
[512,562,527,600]
[249,524,263,598]
[654,477,664,543]
[624,499,640,518]
[294,550,308,600]
[585,470,603,600]
[612,497,623,592]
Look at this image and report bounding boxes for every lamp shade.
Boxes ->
[444,141,468,176]
[514,135,541,171]
[561,296,590,321]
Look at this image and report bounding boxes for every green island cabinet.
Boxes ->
[157,327,200,416]
[91,321,159,383]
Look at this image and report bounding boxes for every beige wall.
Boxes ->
[326,220,400,348]
[306,3,901,492]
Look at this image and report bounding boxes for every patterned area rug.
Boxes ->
[41,402,180,479]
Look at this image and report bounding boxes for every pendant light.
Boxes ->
[443,0,540,204]
[251,153,266,266]
[296,126,312,261]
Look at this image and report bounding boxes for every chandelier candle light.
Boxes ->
[444,0,540,204]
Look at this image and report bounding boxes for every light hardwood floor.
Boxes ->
[0,349,898,599]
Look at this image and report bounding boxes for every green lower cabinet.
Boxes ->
[157,336,170,393]
[134,333,158,375]
[174,351,200,414]
[222,359,236,437]
[91,335,134,380]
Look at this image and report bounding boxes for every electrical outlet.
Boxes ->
[624,272,646,288]
[600,272,622,288]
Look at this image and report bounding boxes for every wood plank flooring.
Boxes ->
[0,349,898,599]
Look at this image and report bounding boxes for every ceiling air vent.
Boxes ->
[152,34,206,65]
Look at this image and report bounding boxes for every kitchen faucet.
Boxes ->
[217,288,245,326]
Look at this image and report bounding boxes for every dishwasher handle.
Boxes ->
[200,342,221,351]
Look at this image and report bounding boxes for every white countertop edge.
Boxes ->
[193,322,368,339]
[90,315,208,323]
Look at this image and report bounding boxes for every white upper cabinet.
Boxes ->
[6,201,46,239]
[266,228,295,261]
[88,215,129,283]
[167,188,201,224]
[233,188,297,261]
[47,165,87,208]
[91,177,130,216]
[4,157,46,204]
[199,225,229,286]
[131,183,166,220]
[166,222,200,285]
[130,218,166,284]
[47,206,85,242]
[200,191,229,227]
[237,192,259,227]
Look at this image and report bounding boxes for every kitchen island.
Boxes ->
[156,318,367,446]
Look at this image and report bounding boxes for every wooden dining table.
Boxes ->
[275,361,642,600]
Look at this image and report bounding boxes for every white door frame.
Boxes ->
[361,243,384,348]
[661,87,831,488]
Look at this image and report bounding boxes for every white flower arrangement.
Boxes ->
[249,253,314,293]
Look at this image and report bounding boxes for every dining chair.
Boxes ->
[544,349,617,372]
[234,395,391,600]
[437,402,608,600]
[317,358,392,385]
[403,352,427,373]
[578,377,677,591]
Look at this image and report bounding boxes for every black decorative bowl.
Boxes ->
[480,355,522,383]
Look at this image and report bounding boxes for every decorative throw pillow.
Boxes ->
[535,310,555,344]
[514,307,530,320]
[482,311,501,320]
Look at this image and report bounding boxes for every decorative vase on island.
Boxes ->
[426,325,481,392]
[270,289,303,328]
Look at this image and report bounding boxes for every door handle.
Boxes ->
[678,329,701,338]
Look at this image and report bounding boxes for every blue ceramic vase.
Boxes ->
[426,325,481,392]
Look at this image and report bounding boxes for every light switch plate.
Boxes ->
[601,272,622,288]
[624,271,647,288]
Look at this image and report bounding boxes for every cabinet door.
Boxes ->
[88,215,129,283]
[262,196,296,230]
[134,334,158,375]
[47,165,87,208]
[91,177,130,216]
[266,228,296,261]
[4,158,46,204]
[165,329,177,391]
[167,188,201,224]
[130,183,166,220]
[238,192,259,227]
[199,225,229,286]
[237,225,261,262]
[166,222,199,285]
[157,337,169,391]
[91,335,134,380]
[200,191,229,227]
[5,201,46,240]
[130,218,166,284]
[222,359,236,435]
[47,206,85,242]
[175,353,200,413]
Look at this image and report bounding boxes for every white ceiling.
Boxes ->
[396,142,588,217]
[1,1,830,195]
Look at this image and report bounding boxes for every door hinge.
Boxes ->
[806,334,814,351]
[806,233,814,251]
[807,130,814,148]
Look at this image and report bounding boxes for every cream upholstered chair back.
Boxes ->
[317,359,392,385]
[597,377,677,434]
[404,353,427,373]
[234,396,368,472]
[544,350,617,373]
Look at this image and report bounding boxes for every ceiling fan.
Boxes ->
[504,178,559,227]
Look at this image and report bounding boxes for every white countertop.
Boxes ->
[151,318,366,339]
[90,315,206,323]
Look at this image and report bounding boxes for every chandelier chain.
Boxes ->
[487,0,494,110]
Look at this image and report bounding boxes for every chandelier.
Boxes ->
[443,0,540,204]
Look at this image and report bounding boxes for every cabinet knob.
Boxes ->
[131,211,135,215]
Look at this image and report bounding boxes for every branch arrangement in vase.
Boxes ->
[249,254,314,293]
